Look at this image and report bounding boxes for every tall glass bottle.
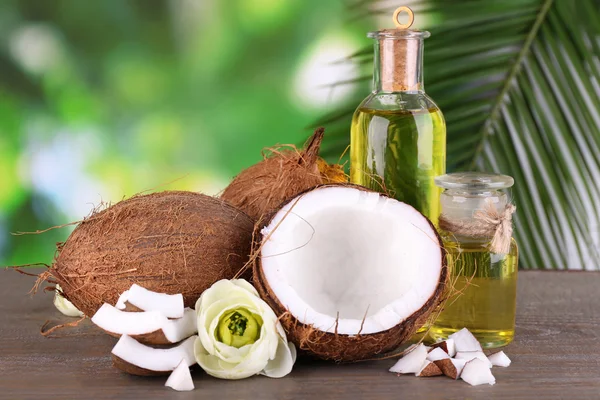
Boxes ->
[350,7,446,225]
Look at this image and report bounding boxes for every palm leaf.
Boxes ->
[319,0,600,270]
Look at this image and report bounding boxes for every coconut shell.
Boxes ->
[102,327,173,346]
[252,184,448,362]
[221,128,346,221]
[51,191,254,318]
[417,361,443,377]
[112,354,170,376]
[434,359,459,379]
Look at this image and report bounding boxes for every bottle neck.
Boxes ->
[373,38,424,93]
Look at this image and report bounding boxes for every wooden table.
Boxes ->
[1,270,599,399]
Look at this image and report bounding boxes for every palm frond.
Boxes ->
[319,0,600,269]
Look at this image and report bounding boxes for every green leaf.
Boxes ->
[320,0,600,269]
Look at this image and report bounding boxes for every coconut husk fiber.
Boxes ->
[221,128,347,221]
[46,191,254,318]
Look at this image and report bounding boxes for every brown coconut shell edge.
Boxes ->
[252,183,448,362]
[103,328,173,347]
[112,354,171,376]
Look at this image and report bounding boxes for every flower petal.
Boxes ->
[260,337,296,378]
[194,337,269,380]
[230,279,259,297]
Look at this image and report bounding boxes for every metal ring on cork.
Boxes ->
[392,6,414,30]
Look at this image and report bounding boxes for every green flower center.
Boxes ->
[216,309,262,348]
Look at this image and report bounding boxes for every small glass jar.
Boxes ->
[429,172,518,348]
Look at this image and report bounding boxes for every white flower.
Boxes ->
[194,279,296,380]
[54,284,84,317]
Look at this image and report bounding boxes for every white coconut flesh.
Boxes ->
[92,304,197,343]
[119,284,185,319]
[112,335,197,372]
[261,186,443,335]
[488,351,511,367]
[165,360,195,391]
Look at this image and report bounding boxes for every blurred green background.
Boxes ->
[0,0,375,266]
[3,0,599,270]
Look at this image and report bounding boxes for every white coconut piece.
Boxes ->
[434,358,467,380]
[426,347,450,362]
[460,358,496,386]
[112,335,197,372]
[165,360,195,391]
[416,360,442,377]
[260,186,444,335]
[53,284,84,317]
[488,351,511,367]
[455,351,492,368]
[124,284,184,318]
[91,304,197,343]
[449,328,483,352]
[431,338,456,357]
[115,290,129,310]
[389,344,428,374]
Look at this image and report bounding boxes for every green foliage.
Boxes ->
[0,0,370,266]
[320,0,600,269]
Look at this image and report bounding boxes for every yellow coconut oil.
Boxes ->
[429,172,519,348]
[429,239,518,348]
[350,106,446,225]
[349,8,446,226]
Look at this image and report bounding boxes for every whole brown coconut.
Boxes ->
[50,191,254,317]
[252,184,448,362]
[220,127,346,221]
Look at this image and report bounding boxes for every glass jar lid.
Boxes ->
[435,172,514,191]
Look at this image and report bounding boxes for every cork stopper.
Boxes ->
[369,7,430,92]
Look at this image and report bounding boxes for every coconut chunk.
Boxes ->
[427,347,450,362]
[389,344,428,374]
[112,335,197,376]
[53,285,84,317]
[124,284,184,319]
[455,351,492,368]
[460,358,496,386]
[430,338,456,357]
[91,304,197,345]
[488,351,511,367]
[434,358,466,380]
[165,360,195,391]
[416,360,443,377]
[115,290,129,310]
[449,328,482,352]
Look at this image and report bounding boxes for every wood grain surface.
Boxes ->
[1,269,599,399]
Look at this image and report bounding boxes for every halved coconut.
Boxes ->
[253,185,447,361]
[92,304,197,345]
[112,334,197,376]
